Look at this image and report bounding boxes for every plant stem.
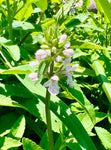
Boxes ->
[6,0,13,40]
[45,89,54,150]
[45,61,54,150]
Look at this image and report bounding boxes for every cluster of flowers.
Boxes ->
[28,34,79,95]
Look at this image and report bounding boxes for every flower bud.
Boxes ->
[41,45,49,49]
[63,49,74,56]
[28,73,38,81]
[35,49,47,60]
[59,34,67,42]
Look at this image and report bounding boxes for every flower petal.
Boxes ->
[67,74,74,87]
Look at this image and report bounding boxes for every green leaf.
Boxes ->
[35,0,47,11]
[8,115,25,140]
[39,132,49,150]
[54,0,74,22]
[22,138,43,150]
[12,20,42,32]
[71,40,105,50]
[95,127,111,149]
[14,0,33,21]
[0,136,22,150]
[0,69,31,74]
[5,45,20,61]
[65,13,89,28]
[60,81,96,124]
[91,54,111,103]
[95,0,111,23]
[0,94,27,110]
[0,113,19,137]
[0,40,20,61]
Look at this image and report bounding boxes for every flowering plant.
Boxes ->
[28,27,79,149]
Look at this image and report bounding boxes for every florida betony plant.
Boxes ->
[28,29,79,149]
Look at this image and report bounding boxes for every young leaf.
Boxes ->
[95,126,111,149]
[22,138,43,150]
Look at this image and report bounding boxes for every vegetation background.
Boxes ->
[0,0,111,150]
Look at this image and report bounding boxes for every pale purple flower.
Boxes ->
[59,34,67,42]
[62,58,79,87]
[63,49,74,56]
[35,49,47,60]
[44,75,59,95]
[62,57,72,69]
[28,73,38,81]
[29,61,39,68]
[64,41,70,49]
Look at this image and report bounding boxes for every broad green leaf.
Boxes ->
[0,94,27,110]
[0,39,20,61]
[60,81,96,124]
[0,113,19,137]
[3,44,20,61]
[0,69,31,74]
[71,40,105,50]
[12,20,42,32]
[39,132,49,150]
[15,0,33,21]
[95,0,111,23]
[74,66,96,77]
[8,115,25,140]
[22,138,43,150]
[91,54,111,103]
[35,0,47,11]
[0,37,10,44]
[65,13,89,28]
[95,127,111,149]
[76,24,104,32]
[95,112,106,123]
[0,83,33,98]
[0,136,22,149]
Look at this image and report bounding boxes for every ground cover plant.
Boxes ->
[0,0,111,149]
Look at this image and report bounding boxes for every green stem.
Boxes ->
[45,89,54,150]
[6,0,13,40]
[45,61,54,150]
